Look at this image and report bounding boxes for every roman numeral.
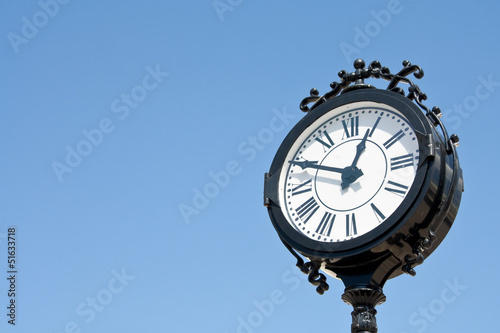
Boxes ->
[384,180,409,197]
[342,116,359,139]
[370,203,386,223]
[390,153,414,171]
[291,179,312,196]
[316,212,335,237]
[383,130,405,149]
[345,213,357,237]
[315,131,334,149]
[369,116,382,137]
[296,197,319,224]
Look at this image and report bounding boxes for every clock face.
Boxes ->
[278,100,419,243]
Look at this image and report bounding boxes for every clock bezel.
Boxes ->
[265,89,435,258]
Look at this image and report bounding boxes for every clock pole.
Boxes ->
[341,286,386,333]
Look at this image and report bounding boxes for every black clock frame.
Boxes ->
[265,65,463,285]
[266,89,437,257]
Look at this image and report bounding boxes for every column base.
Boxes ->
[341,286,386,333]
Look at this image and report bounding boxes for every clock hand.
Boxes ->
[350,129,370,168]
[340,129,369,190]
[289,160,344,174]
[289,161,363,190]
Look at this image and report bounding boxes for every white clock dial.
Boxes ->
[279,101,419,243]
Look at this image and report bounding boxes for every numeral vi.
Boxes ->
[346,213,357,237]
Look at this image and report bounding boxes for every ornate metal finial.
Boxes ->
[300,59,427,113]
[300,58,460,154]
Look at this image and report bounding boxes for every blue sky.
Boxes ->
[1,1,499,332]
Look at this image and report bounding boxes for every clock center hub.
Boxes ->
[314,139,387,212]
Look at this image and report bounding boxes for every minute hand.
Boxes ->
[350,128,370,168]
[289,160,344,174]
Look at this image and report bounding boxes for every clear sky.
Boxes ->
[1,1,498,332]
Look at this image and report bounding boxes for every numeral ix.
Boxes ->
[291,179,312,196]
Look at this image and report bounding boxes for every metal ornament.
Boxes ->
[264,59,464,333]
[342,286,385,333]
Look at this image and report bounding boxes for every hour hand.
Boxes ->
[288,160,344,174]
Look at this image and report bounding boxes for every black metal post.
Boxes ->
[341,286,386,333]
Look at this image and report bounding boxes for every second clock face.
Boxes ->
[278,101,420,243]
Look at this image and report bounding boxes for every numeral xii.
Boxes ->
[342,116,359,139]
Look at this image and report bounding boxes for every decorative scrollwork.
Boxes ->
[300,59,427,113]
[299,58,459,159]
[402,229,437,276]
[279,237,330,295]
[299,261,330,295]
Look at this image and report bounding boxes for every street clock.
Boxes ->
[264,59,463,333]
